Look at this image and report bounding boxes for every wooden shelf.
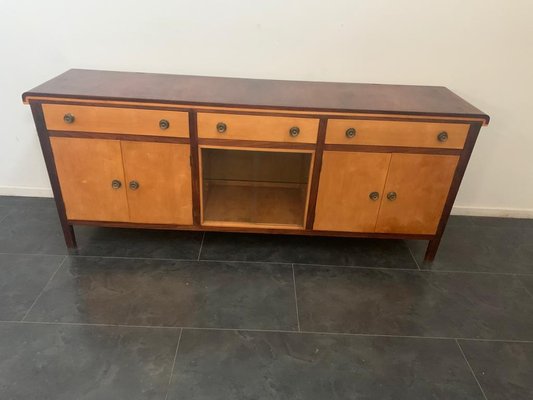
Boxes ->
[202,181,307,228]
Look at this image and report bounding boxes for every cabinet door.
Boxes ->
[314,151,391,232]
[375,154,459,234]
[121,141,193,224]
[50,137,129,222]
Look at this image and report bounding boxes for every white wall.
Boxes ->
[1,0,532,216]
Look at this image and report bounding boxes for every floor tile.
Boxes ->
[73,226,203,259]
[459,340,533,400]
[0,195,55,208]
[201,232,417,269]
[408,223,533,274]
[0,254,64,321]
[519,275,533,298]
[294,265,533,340]
[0,322,179,400]
[167,329,484,400]
[0,206,11,221]
[0,206,68,255]
[26,257,297,330]
[468,215,533,229]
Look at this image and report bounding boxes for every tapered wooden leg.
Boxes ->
[424,237,441,262]
[61,223,77,248]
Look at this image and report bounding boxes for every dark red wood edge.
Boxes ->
[423,122,483,261]
[189,111,201,225]
[324,144,462,155]
[198,138,315,150]
[68,219,434,240]
[48,130,190,144]
[33,98,480,125]
[305,118,327,229]
[29,102,77,248]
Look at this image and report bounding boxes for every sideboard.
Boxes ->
[23,69,489,261]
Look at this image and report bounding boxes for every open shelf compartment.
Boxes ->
[200,147,314,228]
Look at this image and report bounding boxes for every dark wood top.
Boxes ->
[23,69,489,123]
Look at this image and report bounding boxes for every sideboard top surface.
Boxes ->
[23,69,489,123]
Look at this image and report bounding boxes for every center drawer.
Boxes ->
[42,104,189,138]
[197,113,319,143]
[326,119,469,149]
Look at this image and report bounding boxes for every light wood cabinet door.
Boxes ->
[314,151,391,232]
[121,142,193,224]
[375,154,459,235]
[50,137,129,222]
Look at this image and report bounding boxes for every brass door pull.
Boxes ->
[129,180,140,190]
[345,128,356,138]
[437,131,448,142]
[289,126,300,137]
[159,119,170,130]
[63,113,75,124]
[387,191,397,201]
[216,122,227,133]
[369,191,380,201]
[111,179,122,189]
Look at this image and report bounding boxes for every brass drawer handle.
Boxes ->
[437,131,448,142]
[111,179,122,190]
[289,126,300,137]
[129,180,140,190]
[63,113,75,124]
[387,191,397,201]
[216,122,227,133]
[345,128,356,138]
[159,119,170,130]
[369,191,379,201]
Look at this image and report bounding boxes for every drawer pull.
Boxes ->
[437,131,448,142]
[289,126,300,137]
[111,179,122,190]
[216,122,227,133]
[159,119,170,130]
[369,191,380,201]
[387,191,397,201]
[129,180,140,190]
[345,128,356,138]
[63,113,75,124]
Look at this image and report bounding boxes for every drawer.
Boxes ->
[43,104,189,138]
[326,119,469,149]
[197,113,319,143]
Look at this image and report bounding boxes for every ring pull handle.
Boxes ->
[387,191,397,201]
[216,122,227,133]
[129,180,140,190]
[345,128,356,138]
[63,113,75,124]
[111,180,122,190]
[369,191,379,201]
[159,119,170,130]
[289,126,300,137]
[437,131,448,142]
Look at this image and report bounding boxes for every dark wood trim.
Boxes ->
[424,122,483,261]
[189,111,201,225]
[324,144,462,155]
[68,219,434,240]
[48,130,190,144]
[30,102,77,248]
[305,118,327,229]
[198,138,316,150]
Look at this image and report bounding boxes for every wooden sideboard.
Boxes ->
[23,69,489,261]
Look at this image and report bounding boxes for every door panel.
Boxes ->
[314,151,391,232]
[50,137,129,221]
[121,141,193,224]
[375,154,459,234]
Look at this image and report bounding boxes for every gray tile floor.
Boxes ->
[0,196,532,399]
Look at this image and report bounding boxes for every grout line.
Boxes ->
[3,319,533,344]
[21,255,68,321]
[291,264,301,331]
[407,245,421,271]
[0,252,531,277]
[164,328,183,400]
[455,339,489,400]
[516,276,533,299]
[197,232,205,261]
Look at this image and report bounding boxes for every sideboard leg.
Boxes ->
[61,223,77,249]
[424,238,441,262]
